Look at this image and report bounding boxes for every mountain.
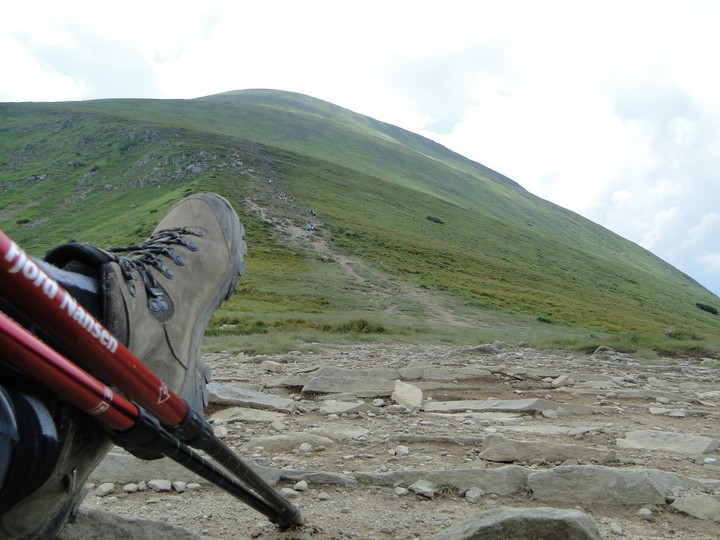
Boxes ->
[1,89,718,357]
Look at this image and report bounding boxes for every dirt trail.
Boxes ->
[242,197,473,328]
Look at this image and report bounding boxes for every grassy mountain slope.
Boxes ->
[1,90,718,357]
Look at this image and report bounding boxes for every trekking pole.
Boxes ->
[0,311,288,526]
[0,231,302,529]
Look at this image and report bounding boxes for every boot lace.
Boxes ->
[105,227,205,312]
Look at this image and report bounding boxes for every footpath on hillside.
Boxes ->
[243,184,475,329]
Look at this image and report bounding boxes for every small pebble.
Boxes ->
[95,483,115,497]
[173,481,187,493]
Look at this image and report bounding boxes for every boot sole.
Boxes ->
[178,193,247,411]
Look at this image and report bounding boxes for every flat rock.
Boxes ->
[401,366,495,381]
[428,411,522,422]
[528,465,701,504]
[462,343,501,355]
[611,389,692,402]
[207,383,295,412]
[671,494,720,522]
[426,506,601,540]
[311,366,401,379]
[573,380,620,390]
[423,398,560,414]
[568,373,614,382]
[389,434,485,445]
[307,425,370,442]
[499,425,574,435]
[280,469,358,486]
[479,434,617,464]
[301,376,396,396]
[617,430,719,454]
[317,400,377,415]
[557,403,596,415]
[58,507,201,540]
[208,407,287,423]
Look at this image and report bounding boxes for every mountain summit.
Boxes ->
[1,89,718,356]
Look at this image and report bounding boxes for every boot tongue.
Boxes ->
[43,243,114,277]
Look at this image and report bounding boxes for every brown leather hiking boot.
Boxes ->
[0,193,246,539]
[45,192,246,410]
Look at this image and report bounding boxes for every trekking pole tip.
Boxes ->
[274,503,303,530]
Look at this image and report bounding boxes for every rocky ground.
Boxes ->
[65,341,720,539]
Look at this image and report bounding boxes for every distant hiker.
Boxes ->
[310,209,316,219]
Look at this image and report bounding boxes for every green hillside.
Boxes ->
[1,90,718,358]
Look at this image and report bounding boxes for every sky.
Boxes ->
[3,1,720,296]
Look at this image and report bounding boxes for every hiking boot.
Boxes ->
[0,193,246,538]
[44,192,246,411]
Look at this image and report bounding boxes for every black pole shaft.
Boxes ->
[169,408,303,529]
[113,407,297,527]
[195,431,303,527]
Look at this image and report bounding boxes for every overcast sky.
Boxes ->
[3,1,720,296]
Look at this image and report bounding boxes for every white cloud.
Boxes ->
[696,253,720,273]
[0,33,87,101]
[3,0,720,296]
[612,190,631,202]
[682,213,720,251]
[643,207,682,250]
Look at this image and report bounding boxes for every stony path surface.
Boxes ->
[74,342,720,539]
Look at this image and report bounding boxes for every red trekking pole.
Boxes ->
[0,310,287,523]
[0,230,302,529]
